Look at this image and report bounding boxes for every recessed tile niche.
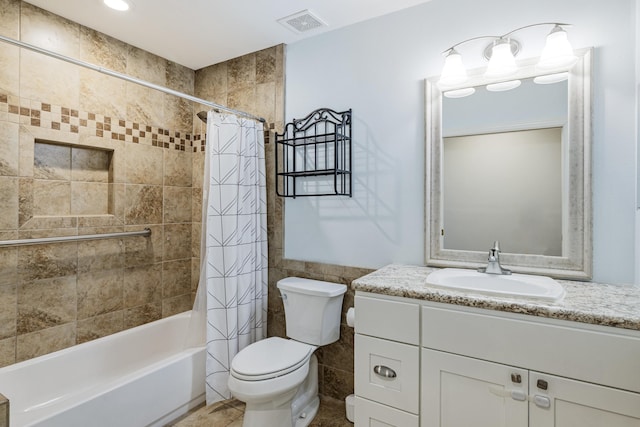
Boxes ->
[33,141,113,216]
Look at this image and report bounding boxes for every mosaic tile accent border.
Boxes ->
[0,93,193,151]
[0,93,270,153]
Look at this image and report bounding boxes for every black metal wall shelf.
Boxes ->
[275,108,352,198]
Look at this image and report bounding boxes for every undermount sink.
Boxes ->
[425,268,566,302]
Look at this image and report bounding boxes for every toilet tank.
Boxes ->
[277,277,347,346]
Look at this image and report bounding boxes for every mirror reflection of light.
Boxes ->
[443,87,476,98]
[486,80,522,92]
[534,72,569,85]
[103,0,130,11]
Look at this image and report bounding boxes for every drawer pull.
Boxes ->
[373,365,397,378]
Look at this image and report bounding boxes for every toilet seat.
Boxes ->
[230,337,316,381]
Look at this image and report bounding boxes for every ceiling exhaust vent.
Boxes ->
[278,9,327,34]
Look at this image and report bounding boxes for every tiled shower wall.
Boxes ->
[0,0,196,366]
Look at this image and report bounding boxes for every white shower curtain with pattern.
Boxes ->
[201,111,268,404]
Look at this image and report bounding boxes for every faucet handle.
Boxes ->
[493,240,501,252]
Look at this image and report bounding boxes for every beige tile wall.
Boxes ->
[0,0,196,366]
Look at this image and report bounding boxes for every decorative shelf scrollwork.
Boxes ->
[275,108,352,198]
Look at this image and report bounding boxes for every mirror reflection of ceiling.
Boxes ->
[441,77,567,257]
[443,78,568,138]
[443,127,563,255]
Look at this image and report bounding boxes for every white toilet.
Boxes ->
[228,277,347,427]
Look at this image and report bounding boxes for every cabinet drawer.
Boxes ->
[355,396,419,427]
[355,334,420,414]
[355,294,420,344]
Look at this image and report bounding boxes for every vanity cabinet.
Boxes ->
[354,292,640,427]
[423,349,640,427]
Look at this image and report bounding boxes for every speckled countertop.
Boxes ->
[352,264,640,331]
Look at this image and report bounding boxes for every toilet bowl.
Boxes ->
[227,277,347,427]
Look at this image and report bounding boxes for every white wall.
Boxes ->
[284,0,637,285]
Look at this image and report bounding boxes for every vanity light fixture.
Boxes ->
[439,49,468,87]
[537,25,577,70]
[438,23,577,90]
[484,38,519,79]
[103,0,131,11]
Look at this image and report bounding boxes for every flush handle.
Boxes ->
[373,365,397,379]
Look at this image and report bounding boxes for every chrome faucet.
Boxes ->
[478,241,512,275]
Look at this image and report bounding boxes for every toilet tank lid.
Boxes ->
[277,277,347,297]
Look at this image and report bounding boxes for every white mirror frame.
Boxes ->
[425,48,592,280]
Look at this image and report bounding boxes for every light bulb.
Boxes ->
[484,38,518,79]
[438,49,468,88]
[537,25,577,70]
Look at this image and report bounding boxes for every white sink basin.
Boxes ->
[425,268,565,302]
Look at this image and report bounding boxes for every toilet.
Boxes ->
[228,277,347,427]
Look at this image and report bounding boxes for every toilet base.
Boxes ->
[241,354,320,427]
[293,395,319,427]
[290,353,319,426]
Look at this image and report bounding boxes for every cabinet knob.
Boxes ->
[537,379,549,390]
[373,365,397,379]
[510,373,522,384]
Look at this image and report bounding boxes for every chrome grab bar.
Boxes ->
[0,228,151,248]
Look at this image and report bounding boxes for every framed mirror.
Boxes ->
[425,48,592,280]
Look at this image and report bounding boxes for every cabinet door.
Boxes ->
[422,349,528,427]
[530,372,640,427]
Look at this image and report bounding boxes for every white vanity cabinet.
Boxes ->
[421,304,640,427]
[354,291,640,426]
[423,349,640,427]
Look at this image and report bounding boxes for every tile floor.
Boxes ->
[169,395,353,427]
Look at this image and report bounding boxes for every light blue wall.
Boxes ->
[284,0,637,285]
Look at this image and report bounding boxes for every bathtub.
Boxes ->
[0,311,205,427]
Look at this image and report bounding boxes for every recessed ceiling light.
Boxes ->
[103,0,130,11]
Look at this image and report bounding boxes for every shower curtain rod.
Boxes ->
[0,34,266,123]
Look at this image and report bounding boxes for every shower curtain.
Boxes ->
[200,111,268,404]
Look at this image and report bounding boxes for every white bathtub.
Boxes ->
[0,311,205,427]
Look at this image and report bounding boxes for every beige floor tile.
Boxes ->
[170,396,351,427]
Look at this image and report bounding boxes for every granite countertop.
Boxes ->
[352,264,640,332]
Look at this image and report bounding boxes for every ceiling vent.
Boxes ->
[278,9,327,34]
